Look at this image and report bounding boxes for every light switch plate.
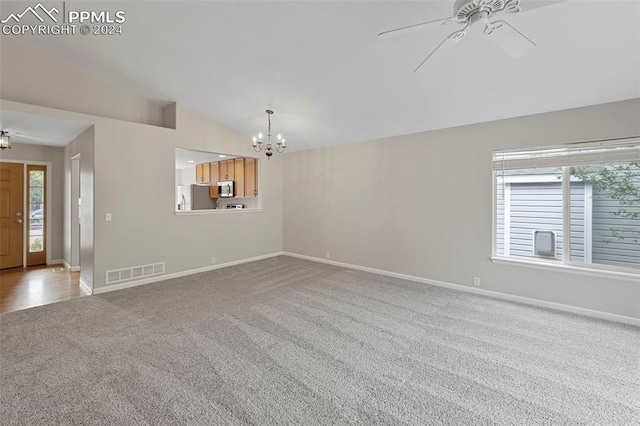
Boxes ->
[105,213,112,222]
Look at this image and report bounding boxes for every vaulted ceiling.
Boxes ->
[13,0,640,151]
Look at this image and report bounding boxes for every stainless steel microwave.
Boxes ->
[218,180,234,198]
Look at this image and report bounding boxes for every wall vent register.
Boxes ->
[106,262,165,285]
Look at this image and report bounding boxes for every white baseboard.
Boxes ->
[283,252,640,327]
[92,252,284,295]
[79,277,93,294]
[48,259,65,266]
[61,261,81,272]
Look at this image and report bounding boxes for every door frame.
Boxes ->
[0,159,53,266]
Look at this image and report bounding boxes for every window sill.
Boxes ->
[175,208,263,216]
[490,256,640,282]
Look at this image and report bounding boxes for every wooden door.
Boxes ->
[244,158,257,198]
[26,165,46,266]
[234,158,245,197]
[0,162,24,269]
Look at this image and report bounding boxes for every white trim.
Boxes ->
[584,184,593,263]
[504,182,511,256]
[562,166,571,262]
[491,171,497,257]
[62,260,81,272]
[48,259,65,266]
[491,256,639,281]
[92,252,284,295]
[79,277,93,294]
[283,252,640,327]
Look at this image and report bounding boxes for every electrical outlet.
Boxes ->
[325,251,330,259]
[211,257,216,265]
[473,277,480,287]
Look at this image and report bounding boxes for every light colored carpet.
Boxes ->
[1,256,639,425]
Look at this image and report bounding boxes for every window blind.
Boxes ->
[493,137,640,170]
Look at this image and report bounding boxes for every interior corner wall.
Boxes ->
[89,104,283,290]
[0,37,164,127]
[64,126,95,288]
[283,98,640,319]
[0,143,65,261]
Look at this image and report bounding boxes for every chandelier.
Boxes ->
[0,131,11,150]
[252,109,286,158]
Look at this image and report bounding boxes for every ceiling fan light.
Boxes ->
[0,131,11,149]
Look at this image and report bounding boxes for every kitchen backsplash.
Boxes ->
[217,197,258,209]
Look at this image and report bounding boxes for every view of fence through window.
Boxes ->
[495,161,640,270]
[29,169,44,253]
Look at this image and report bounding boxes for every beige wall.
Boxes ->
[283,99,640,319]
[1,98,283,291]
[0,37,165,127]
[0,143,65,262]
[64,127,95,287]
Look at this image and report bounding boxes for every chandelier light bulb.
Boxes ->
[252,109,288,159]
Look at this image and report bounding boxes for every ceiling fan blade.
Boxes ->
[504,0,567,14]
[414,30,466,72]
[484,20,535,58]
[377,17,456,40]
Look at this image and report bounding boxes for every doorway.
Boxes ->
[70,155,80,270]
[0,161,49,269]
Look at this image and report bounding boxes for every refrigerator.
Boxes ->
[190,184,217,210]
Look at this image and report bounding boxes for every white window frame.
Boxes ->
[491,137,640,280]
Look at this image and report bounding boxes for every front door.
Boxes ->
[0,162,24,269]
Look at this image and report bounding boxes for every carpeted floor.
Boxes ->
[1,256,639,425]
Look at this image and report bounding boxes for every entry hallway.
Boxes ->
[0,265,85,313]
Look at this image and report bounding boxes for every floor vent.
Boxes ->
[106,262,165,285]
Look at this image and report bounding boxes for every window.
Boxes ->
[28,168,45,253]
[493,138,640,273]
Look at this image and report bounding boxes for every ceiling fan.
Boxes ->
[377,0,567,71]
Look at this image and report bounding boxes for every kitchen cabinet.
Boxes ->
[219,159,235,181]
[208,162,219,198]
[244,157,257,198]
[234,158,245,197]
[195,163,210,184]
[206,157,258,199]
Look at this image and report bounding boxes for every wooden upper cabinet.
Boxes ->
[244,157,257,198]
[204,157,257,199]
[202,163,210,184]
[219,159,235,181]
[209,162,219,198]
[234,158,245,197]
[195,163,210,184]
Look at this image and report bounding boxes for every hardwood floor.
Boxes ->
[0,265,88,314]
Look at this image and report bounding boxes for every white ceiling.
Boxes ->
[0,110,90,147]
[14,0,640,151]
